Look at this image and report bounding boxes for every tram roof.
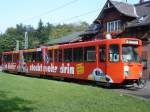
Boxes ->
[2,38,141,54]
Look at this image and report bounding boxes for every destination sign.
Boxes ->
[126,40,139,45]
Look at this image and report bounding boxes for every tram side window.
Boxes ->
[23,53,28,62]
[0,55,1,65]
[99,45,106,62]
[109,45,120,62]
[73,47,84,62]
[32,52,36,62]
[48,50,53,62]
[36,51,42,62]
[13,53,19,62]
[84,46,96,62]
[24,52,32,62]
[54,49,62,62]
[8,54,12,62]
[23,52,37,62]
[3,54,12,62]
[3,55,7,62]
[64,48,73,62]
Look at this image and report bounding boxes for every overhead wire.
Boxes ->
[22,0,79,22]
[62,9,99,22]
[21,0,100,25]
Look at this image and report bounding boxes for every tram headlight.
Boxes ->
[124,71,129,76]
[124,66,129,76]
[139,71,142,77]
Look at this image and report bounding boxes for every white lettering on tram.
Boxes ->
[3,63,16,70]
[60,63,74,75]
[4,63,75,75]
[30,63,43,72]
[47,64,57,73]
[29,63,75,75]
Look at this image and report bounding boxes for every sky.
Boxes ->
[0,0,139,33]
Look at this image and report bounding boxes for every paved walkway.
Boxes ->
[113,81,150,100]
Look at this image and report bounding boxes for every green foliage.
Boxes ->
[0,20,89,54]
[50,22,89,39]
[35,20,50,44]
[0,72,150,112]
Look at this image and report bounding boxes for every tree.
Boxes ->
[0,20,89,54]
[35,19,49,44]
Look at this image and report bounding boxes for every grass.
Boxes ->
[0,72,150,112]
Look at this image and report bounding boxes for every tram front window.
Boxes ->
[122,45,140,63]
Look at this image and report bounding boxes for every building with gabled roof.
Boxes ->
[86,0,150,39]
[83,0,150,78]
[45,32,83,45]
[46,0,150,78]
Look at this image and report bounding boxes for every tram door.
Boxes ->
[106,44,123,83]
[98,45,107,77]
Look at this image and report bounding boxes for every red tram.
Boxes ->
[1,38,144,86]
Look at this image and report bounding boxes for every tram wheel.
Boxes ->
[136,78,147,89]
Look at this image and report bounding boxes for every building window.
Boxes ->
[107,20,121,32]
[107,3,110,8]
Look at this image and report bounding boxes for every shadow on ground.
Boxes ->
[0,91,34,112]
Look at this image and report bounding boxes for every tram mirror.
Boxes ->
[142,59,147,69]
